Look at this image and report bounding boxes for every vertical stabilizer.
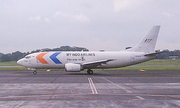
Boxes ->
[128,26,160,53]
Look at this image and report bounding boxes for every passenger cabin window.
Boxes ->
[25,56,31,59]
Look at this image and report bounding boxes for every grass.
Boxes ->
[0,59,180,70]
[115,59,180,70]
[136,59,180,66]
[115,66,180,70]
[0,61,19,66]
[0,67,27,70]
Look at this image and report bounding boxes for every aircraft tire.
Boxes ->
[87,69,93,75]
[33,71,37,75]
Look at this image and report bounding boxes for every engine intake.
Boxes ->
[65,63,82,72]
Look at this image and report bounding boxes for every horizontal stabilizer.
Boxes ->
[144,51,164,56]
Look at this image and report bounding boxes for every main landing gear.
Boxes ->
[87,69,93,75]
[33,70,37,75]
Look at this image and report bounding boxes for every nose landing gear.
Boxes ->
[28,68,37,75]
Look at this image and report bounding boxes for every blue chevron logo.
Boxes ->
[50,52,62,64]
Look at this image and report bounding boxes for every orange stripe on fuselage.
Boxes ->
[36,52,48,64]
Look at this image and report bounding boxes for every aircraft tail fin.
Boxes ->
[127,26,160,53]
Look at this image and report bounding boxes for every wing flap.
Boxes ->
[82,59,115,68]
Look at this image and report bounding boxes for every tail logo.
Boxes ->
[144,39,152,43]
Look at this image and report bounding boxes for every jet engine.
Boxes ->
[65,63,82,72]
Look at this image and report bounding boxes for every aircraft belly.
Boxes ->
[34,64,64,69]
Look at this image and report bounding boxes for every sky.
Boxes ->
[0,0,180,53]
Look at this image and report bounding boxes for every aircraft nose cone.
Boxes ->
[17,59,24,66]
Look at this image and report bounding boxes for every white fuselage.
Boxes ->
[17,51,155,69]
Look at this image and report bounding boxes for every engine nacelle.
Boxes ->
[65,63,82,72]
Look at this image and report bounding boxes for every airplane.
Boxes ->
[17,25,162,75]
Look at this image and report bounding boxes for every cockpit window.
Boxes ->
[25,56,31,59]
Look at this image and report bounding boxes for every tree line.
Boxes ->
[156,50,180,59]
[0,47,179,62]
[0,46,88,62]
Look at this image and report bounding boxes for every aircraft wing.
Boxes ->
[82,59,115,68]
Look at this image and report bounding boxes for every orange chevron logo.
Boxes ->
[36,52,48,64]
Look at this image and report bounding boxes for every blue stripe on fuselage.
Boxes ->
[50,52,62,64]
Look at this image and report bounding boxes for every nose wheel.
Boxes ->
[33,70,37,75]
[87,69,93,75]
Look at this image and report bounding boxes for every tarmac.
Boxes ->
[0,70,180,108]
